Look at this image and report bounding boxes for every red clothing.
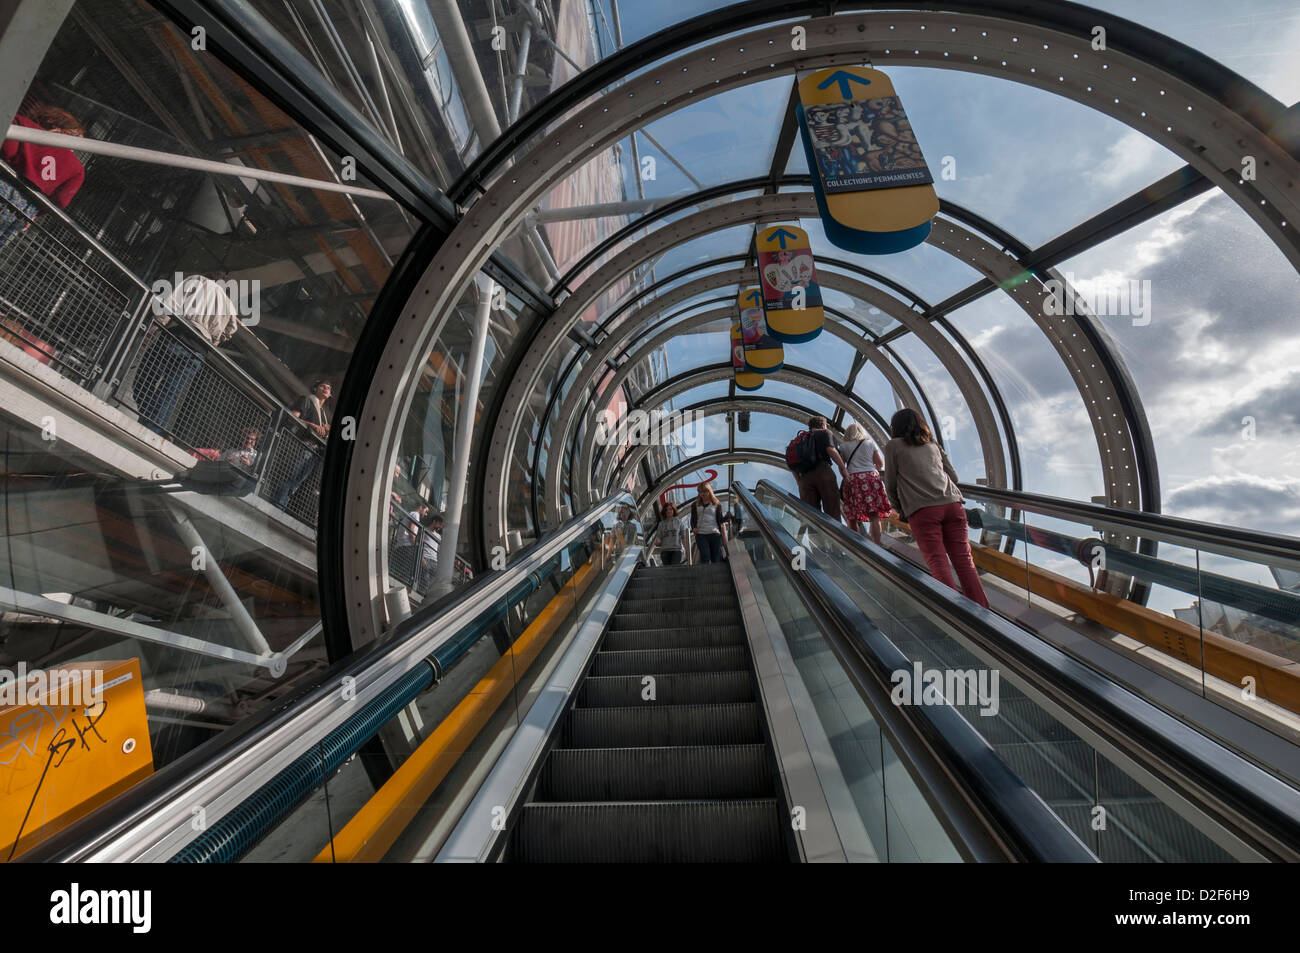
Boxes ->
[908,502,990,608]
[2,115,85,208]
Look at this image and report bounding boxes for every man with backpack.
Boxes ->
[786,416,849,520]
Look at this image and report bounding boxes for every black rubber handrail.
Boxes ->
[960,483,1300,568]
[754,480,1300,861]
[733,483,1098,862]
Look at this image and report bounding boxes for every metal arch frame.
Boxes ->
[604,398,886,499]
[605,362,886,501]
[537,194,1009,511]
[551,276,928,513]
[637,449,790,514]
[338,10,1300,641]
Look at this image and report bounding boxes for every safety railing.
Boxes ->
[0,164,327,527]
[16,490,634,863]
[947,483,1300,742]
[387,503,475,597]
[745,479,1300,862]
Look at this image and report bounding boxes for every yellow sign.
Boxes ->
[736,287,783,373]
[756,224,825,342]
[1,659,153,860]
[798,66,938,254]
[731,324,763,391]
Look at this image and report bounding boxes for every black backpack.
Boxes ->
[785,430,820,474]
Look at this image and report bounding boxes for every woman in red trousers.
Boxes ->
[882,408,990,608]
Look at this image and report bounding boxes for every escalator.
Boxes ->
[508,562,787,862]
[18,488,1300,864]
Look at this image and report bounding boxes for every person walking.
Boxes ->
[274,379,331,509]
[838,422,888,544]
[786,415,849,520]
[690,483,726,564]
[651,501,687,565]
[882,408,990,608]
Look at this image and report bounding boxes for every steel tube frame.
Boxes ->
[330,7,1300,644]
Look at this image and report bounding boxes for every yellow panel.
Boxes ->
[798,67,939,233]
[736,288,784,373]
[756,224,825,342]
[731,323,763,390]
[1,659,153,860]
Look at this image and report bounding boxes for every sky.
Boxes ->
[575,0,1300,556]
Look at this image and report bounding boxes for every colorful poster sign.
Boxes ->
[731,323,763,391]
[756,224,824,343]
[797,66,939,255]
[737,287,783,373]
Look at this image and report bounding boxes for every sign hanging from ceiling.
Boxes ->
[736,287,784,374]
[731,323,764,391]
[756,224,824,343]
[796,66,938,255]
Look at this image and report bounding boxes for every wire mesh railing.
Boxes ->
[0,164,327,528]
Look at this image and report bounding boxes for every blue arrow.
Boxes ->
[816,70,872,99]
[764,227,799,249]
[743,290,764,307]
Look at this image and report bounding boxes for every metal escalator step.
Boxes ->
[617,595,736,614]
[578,671,754,707]
[536,744,773,801]
[602,626,745,650]
[590,646,749,676]
[563,702,763,747]
[510,800,786,862]
[620,586,731,601]
[611,609,740,630]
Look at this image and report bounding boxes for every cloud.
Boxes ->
[1165,472,1300,531]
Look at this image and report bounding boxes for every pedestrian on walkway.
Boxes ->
[882,408,989,608]
[651,501,687,565]
[690,483,726,564]
[838,422,888,544]
[786,415,849,520]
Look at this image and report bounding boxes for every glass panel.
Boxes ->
[756,486,1239,861]
[0,0,419,851]
[946,294,1104,501]
[1060,190,1300,539]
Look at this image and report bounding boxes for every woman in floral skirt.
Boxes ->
[838,423,889,544]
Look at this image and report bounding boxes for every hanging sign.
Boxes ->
[737,287,783,374]
[756,224,824,343]
[797,66,938,254]
[731,323,764,391]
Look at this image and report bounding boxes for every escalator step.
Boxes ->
[536,744,773,801]
[510,800,786,862]
[602,626,745,650]
[578,671,754,707]
[563,702,763,747]
[590,646,749,676]
[617,595,736,614]
[611,610,740,630]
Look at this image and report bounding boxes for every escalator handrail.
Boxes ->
[18,491,634,863]
[755,480,1300,861]
[959,482,1300,569]
[734,483,1097,862]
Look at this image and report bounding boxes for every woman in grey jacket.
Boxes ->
[883,408,989,608]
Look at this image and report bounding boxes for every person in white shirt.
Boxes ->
[690,483,727,564]
[132,273,242,438]
[838,422,888,544]
[650,502,688,565]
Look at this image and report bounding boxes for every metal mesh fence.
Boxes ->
[0,172,137,385]
[119,321,276,456]
[259,421,324,526]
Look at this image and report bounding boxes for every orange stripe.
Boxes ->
[316,554,603,862]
